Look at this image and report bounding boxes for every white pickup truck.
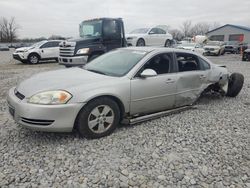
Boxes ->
[13,40,62,64]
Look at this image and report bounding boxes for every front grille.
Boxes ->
[205,48,215,51]
[15,91,25,100]
[20,117,54,126]
[59,46,75,57]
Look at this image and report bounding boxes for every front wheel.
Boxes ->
[28,54,39,64]
[76,97,120,138]
[136,39,145,46]
[164,40,171,47]
[226,73,244,97]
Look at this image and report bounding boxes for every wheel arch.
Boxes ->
[136,38,145,45]
[73,95,126,129]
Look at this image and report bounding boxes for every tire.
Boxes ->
[216,50,221,56]
[164,40,171,47]
[226,73,244,97]
[136,39,145,46]
[76,97,120,139]
[28,53,40,64]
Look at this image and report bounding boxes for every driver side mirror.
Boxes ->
[140,69,157,78]
[149,31,155,35]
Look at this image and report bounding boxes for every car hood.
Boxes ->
[204,45,220,49]
[16,46,34,51]
[177,46,194,50]
[16,68,116,97]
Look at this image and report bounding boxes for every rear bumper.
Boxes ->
[7,87,85,132]
[59,55,88,66]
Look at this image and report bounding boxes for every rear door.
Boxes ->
[130,52,177,115]
[156,28,167,46]
[102,19,122,51]
[174,52,211,107]
[147,28,159,46]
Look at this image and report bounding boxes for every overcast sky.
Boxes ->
[0,0,250,38]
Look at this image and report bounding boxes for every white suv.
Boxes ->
[13,40,62,64]
[126,27,173,47]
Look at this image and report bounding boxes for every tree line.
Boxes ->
[169,20,221,40]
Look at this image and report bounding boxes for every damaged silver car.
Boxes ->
[7,47,244,138]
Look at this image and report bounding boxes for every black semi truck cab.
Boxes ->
[59,18,127,67]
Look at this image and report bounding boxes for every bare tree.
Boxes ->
[180,20,192,37]
[169,29,183,40]
[209,22,221,31]
[0,17,19,43]
[190,22,210,36]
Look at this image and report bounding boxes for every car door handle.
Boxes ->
[165,78,175,84]
[200,75,206,79]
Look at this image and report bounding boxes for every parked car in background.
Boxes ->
[13,40,62,64]
[176,43,205,54]
[126,27,173,47]
[203,41,225,56]
[0,44,10,51]
[224,41,240,54]
[242,47,250,61]
[7,47,244,138]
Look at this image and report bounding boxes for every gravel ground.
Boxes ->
[0,53,249,188]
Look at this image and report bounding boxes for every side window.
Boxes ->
[158,28,166,34]
[137,53,173,76]
[50,41,60,47]
[149,28,158,34]
[40,42,51,48]
[103,20,120,38]
[199,57,211,70]
[176,53,201,72]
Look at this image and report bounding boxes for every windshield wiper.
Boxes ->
[86,69,107,75]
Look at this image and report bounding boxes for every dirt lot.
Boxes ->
[0,51,249,187]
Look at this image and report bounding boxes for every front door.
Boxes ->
[102,19,122,51]
[130,53,177,115]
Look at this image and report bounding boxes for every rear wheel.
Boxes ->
[136,39,145,46]
[164,40,171,47]
[28,54,39,64]
[76,97,120,138]
[226,73,244,97]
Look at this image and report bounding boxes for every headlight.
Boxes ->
[76,48,89,55]
[28,90,72,105]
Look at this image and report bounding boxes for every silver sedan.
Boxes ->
[7,47,244,138]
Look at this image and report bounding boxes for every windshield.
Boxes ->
[84,49,148,77]
[130,28,149,34]
[207,41,221,46]
[79,20,102,38]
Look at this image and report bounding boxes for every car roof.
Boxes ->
[121,46,199,54]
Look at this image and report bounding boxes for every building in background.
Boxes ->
[206,24,250,43]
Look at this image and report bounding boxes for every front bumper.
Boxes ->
[13,53,27,61]
[59,55,88,66]
[126,38,137,46]
[7,87,85,132]
[204,49,220,55]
